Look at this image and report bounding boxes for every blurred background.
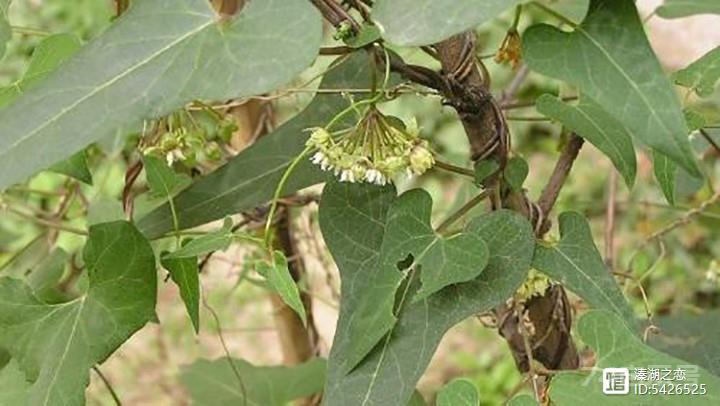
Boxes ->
[1,0,719,404]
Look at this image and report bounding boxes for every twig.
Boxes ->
[433,160,476,178]
[699,129,720,155]
[435,189,490,233]
[92,366,122,406]
[2,205,88,236]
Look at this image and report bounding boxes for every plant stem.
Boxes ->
[529,1,578,27]
[92,366,122,406]
[433,159,475,178]
[11,25,50,36]
[3,205,88,236]
[435,189,490,234]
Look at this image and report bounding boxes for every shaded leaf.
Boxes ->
[180,357,326,406]
[503,156,529,192]
[320,182,534,405]
[371,0,522,46]
[0,221,156,405]
[653,150,678,205]
[0,359,30,406]
[474,159,499,187]
[673,46,720,97]
[161,255,200,333]
[656,0,720,18]
[0,0,322,191]
[346,22,381,48]
[49,151,92,185]
[548,310,720,405]
[508,394,539,406]
[647,311,720,375]
[256,251,307,325]
[86,199,125,225]
[0,33,83,109]
[436,379,479,406]
[536,94,636,187]
[532,212,636,330]
[138,53,395,238]
[26,248,67,302]
[407,391,427,406]
[166,218,233,259]
[523,0,699,176]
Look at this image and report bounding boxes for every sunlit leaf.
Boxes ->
[137,53,396,238]
[536,94,636,187]
[0,221,156,405]
[656,0,720,18]
[256,251,307,325]
[371,0,522,46]
[523,0,699,176]
[0,0,322,191]
[532,212,636,330]
[673,46,720,97]
[548,311,720,405]
[180,357,326,406]
[320,182,534,405]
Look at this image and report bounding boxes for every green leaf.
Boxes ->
[656,0,720,18]
[256,251,307,326]
[548,310,720,405]
[536,0,589,24]
[647,311,720,375]
[508,394,539,406]
[673,46,720,97]
[523,0,699,176]
[536,94,636,187]
[407,391,427,406]
[49,151,93,185]
[503,156,529,192]
[653,150,678,205]
[143,154,188,197]
[371,0,522,46]
[0,221,156,405]
[334,187,490,372]
[0,33,83,109]
[532,212,636,330]
[436,379,479,406]
[684,108,708,132]
[0,0,10,60]
[137,53,393,238]
[180,357,326,406]
[161,255,200,333]
[165,218,233,259]
[474,160,499,186]
[26,248,67,302]
[320,182,534,405]
[0,360,30,405]
[346,22,381,48]
[0,0,322,191]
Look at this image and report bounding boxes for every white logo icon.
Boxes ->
[603,368,630,395]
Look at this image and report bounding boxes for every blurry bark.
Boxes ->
[211,0,242,16]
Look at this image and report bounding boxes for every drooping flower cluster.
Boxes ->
[495,29,522,69]
[306,107,434,185]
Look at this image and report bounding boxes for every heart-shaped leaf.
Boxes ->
[0,221,157,405]
[523,0,699,176]
[0,0,322,191]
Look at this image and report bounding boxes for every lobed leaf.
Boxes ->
[523,0,699,176]
[532,212,636,330]
[0,221,157,405]
[536,94,636,187]
[673,46,720,97]
[320,182,535,405]
[0,0,322,191]
[371,0,522,46]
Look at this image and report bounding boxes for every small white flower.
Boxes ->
[311,151,325,164]
[340,169,356,183]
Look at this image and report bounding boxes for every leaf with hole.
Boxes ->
[532,212,636,330]
[320,182,534,405]
[0,0,322,191]
[0,221,156,405]
[536,94,636,187]
[180,357,326,406]
[523,0,699,176]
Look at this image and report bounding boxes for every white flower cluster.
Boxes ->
[306,108,434,185]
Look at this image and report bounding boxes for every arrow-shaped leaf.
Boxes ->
[532,212,636,330]
[0,0,322,191]
[256,251,307,326]
[0,221,157,405]
[523,0,699,176]
[161,255,200,333]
